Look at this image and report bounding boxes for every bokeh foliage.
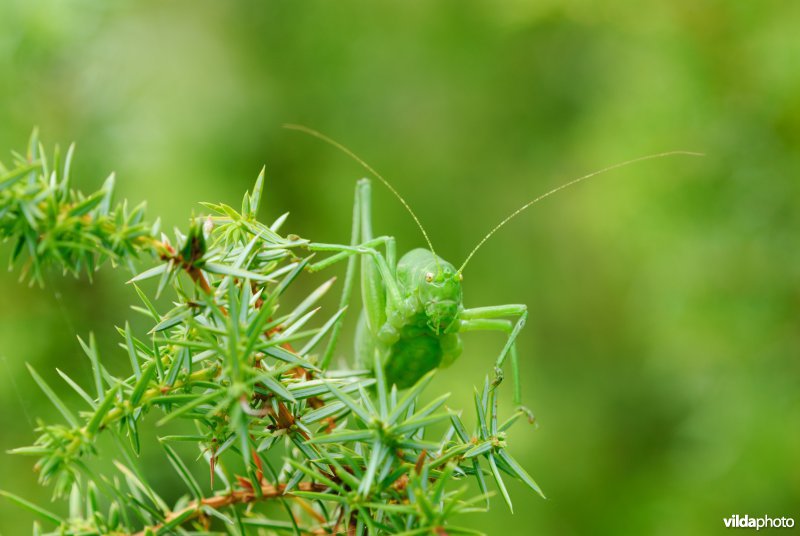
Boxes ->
[1,1,798,534]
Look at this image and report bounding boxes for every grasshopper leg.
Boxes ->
[309,179,400,367]
[316,180,363,368]
[458,304,528,402]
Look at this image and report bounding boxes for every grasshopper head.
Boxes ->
[419,264,463,334]
[397,249,464,334]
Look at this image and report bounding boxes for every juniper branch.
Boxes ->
[1,134,542,536]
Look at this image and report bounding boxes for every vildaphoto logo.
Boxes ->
[723,514,795,530]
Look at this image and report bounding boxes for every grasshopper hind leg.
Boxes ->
[354,310,377,370]
[315,179,397,368]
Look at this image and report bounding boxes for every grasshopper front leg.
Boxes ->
[458,304,528,402]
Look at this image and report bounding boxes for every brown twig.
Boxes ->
[132,481,330,536]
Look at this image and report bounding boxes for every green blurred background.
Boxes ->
[1,1,798,534]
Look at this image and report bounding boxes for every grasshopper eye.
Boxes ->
[457,273,463,281]
[425,272,434,283]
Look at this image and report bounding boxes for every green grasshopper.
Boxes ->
[288,125,700,402]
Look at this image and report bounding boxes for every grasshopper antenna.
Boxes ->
[284,124,440,267]
[457,150,704,274]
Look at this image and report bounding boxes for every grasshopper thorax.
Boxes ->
[397,248,463,334]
